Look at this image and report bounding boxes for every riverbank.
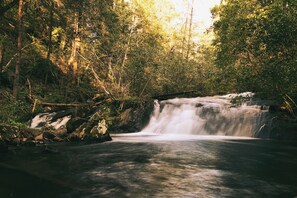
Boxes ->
[1,88,297,151]
[0,92,153,150]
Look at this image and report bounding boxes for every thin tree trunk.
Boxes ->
[27,78,32,99]
[0,43,3,85]
[68,10,80,85]
[66,9,80,101]
[118,18,134,88]
[13,0,23,98]
[181,2,190,57]
[45,1,54,85]
[0,43,4,72]
[186,0,194,61]
[108,56,115,83]
[72,11,79,79]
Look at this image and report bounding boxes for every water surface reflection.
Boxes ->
[1,134,297,197]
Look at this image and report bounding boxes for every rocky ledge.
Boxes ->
[0,114,112,151]
[0,97,153,151]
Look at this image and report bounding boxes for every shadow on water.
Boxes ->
[0,165,71,198]
[211,139,297,197]
[1,138,297,197]
[0,142,157,198]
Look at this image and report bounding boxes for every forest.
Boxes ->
[0,0,296,130]
[2,1,297,197]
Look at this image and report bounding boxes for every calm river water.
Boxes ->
[1,134,297,198]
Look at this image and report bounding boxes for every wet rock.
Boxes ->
[87,119,112,142]
[67,112,112,143]
[51,127,68,137]
[12,138,21,145]
[34,133,43,141]
[43,131,56,140]
[33,131,64,142]
[109,99,153,132]
[18,129,36,141]
[21,141,37,147]
[51,110,72,122]
[255,124,271,138]
[100,133,112,142]
[53,136,64,142]
[90,120,107,138]
[66,117,87,133]
[67,132,81,142]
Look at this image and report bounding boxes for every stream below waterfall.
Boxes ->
[1,135,297,198]
[1,94,297,197]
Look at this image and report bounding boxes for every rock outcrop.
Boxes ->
[0,97,154,147]
[67,112,112,143]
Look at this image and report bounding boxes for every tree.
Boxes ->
[213,0,297,102]
[13,0,23,98]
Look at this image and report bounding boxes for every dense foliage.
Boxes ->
[0,0,296,123]
[212,0,297,113]
[0,0,213,99]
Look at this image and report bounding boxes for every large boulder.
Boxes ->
[108,99,154,132]
[67,112,112,143]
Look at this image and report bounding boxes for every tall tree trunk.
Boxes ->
[186,0,194,61]
[68,10,80,85]
[181,2,189,58]
[118,15,135,89]
[0,43,4,72]
[13,0,23,98]
[66,6,81,102]
[45,1,54,85]
[0,42,3,87]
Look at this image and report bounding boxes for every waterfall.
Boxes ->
[141,92,271,137]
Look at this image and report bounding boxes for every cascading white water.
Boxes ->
[141,92,270,137]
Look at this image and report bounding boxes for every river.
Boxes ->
[1,94,297,197]
[1,134,297,198]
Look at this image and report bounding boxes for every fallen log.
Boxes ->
[153,91,199,100]
[39,101,88,107]
[31,99,89,112]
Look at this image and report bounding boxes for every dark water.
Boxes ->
[1,134,297,198]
